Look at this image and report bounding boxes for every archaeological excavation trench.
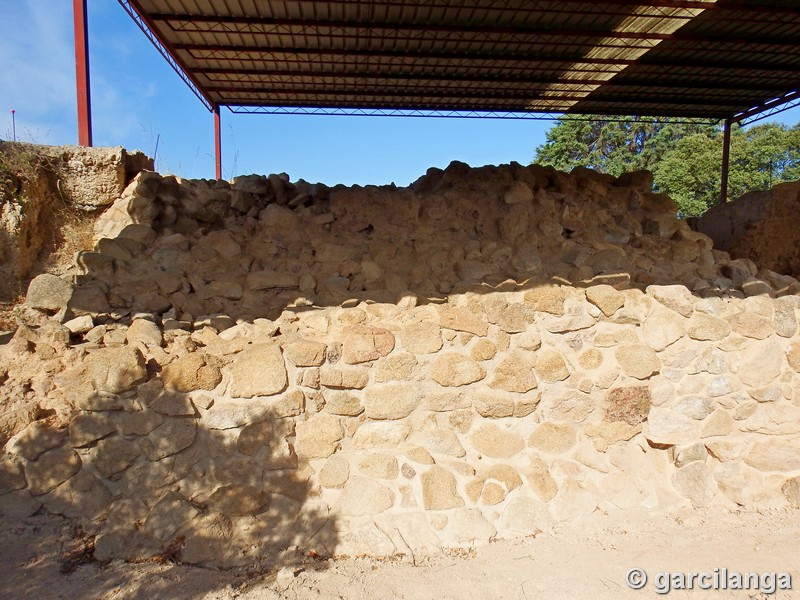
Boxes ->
[2,158,800,569]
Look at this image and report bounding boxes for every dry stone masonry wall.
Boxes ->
[3,161,800,569]
[696,181,800,279]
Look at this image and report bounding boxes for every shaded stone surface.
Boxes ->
[25,274,73,312]
[207,484,268,516]
[229,343,288,398]
[85,347,147,394]
[26,446,82,496]
[7,421,65,461]
[141,417,197,461]
[162,354,222,392]
[68,414,116,448]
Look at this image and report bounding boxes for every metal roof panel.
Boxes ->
[123,0,800,119]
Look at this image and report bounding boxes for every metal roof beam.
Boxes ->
[205,84,773,103]
[542,0,800,14]
[178,34,680,55]
[191,56,798,81]
[157,14,798,47]
[212,89,609,102]
[196,67,786,93]
[176,43,638,65]
[225,100,732,118]
[229,102,579,112]
[193,0,800,19]
[122,1,800,123]
[211,87,747,108]
[226,105,721,123]
[178,44,799,74]
[197,59,624,76]
[732,89,800,123]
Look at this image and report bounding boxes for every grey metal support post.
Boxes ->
[720,118,732,204]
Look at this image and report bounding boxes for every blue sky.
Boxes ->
[1,1,798,186]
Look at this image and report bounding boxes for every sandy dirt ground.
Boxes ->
[1,507,798,600]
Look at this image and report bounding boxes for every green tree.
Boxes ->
[534,116,717,177]
[535,117,800,216]
[728,122,800,196]
[652,132,721,216]
[654,122,800,215]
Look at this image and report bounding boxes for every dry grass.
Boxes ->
[39,203,96,276]
[0,296,23,332]
[0,142,55,193]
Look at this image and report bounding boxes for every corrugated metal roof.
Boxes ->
[120,0,800,119]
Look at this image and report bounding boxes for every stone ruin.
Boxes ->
[696,181,800,279]
[0,143,152,299]
[2,160,800,569]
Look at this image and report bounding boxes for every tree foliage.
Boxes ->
[534,117,716,177]
[534,117,800,216]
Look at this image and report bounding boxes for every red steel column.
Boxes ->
[214,104,222,180]
[720,118,731,204]
[73,0,93,146]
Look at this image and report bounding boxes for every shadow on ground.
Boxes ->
[0,386,337,599]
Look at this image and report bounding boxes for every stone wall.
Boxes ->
[30,143,153,211]
[0,142,152,299]
[695,181,800,278]
[3,161,800,569]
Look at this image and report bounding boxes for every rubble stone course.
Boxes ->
[3,160,800,568]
